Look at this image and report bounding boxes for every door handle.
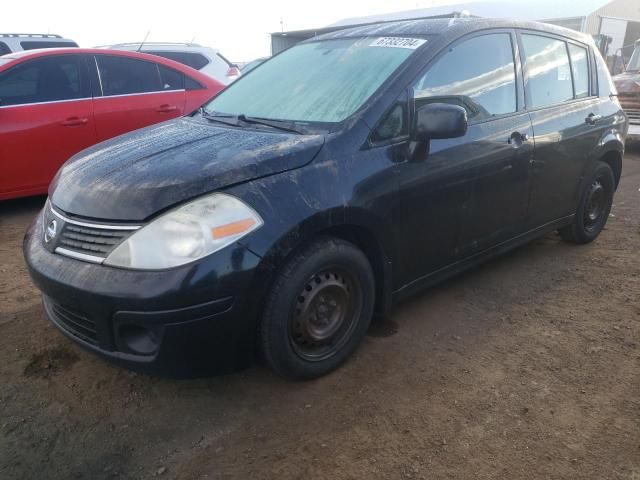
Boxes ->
[508,131,530,146]
[156,104,178,113]
[61,117,89,127]
[585,113,602,125]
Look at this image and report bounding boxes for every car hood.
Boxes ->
[51,117,324,221]
[613,71,640,94]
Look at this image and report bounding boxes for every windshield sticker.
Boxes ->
[370,37,427,49]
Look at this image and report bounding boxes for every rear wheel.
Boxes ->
[560,161,614,244]
[260,237,375,380]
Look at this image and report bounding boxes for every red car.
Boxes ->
[0,48,223,200]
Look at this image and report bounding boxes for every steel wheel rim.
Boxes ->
[289,268,362,362]
[583,178,606,232]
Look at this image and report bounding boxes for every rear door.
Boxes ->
[519,32,602,228]
[0,54,95,199]
[91,55,186,141]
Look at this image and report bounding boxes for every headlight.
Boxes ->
[104,193,263,269]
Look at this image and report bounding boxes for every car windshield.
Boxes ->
[627,45,640,71]
[203,37,425,123]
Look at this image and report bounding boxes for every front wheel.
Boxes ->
[560,161,615,244]
[260,237,375,380]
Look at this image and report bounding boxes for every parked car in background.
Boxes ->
[102,42,241,85]
[241,57,268,73]
[0,33,78,55]
[24,19,627,380]
[0,48,223,200]
[613,39,640,140]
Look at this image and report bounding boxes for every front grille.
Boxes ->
[48,299,98,345]
[619,94,640,125]
[624,108,640,125]
[58,223,131,258]
[45,202,141,262]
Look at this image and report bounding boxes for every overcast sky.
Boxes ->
[1,0,471,61]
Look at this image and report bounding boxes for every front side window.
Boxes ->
[568,44,589,98]
[204,37,422,123]
[371,92,409,143]
[0,55,85,106]
[0,42,10,56]
[413,33,517,122]
[96,55,162,96]
[522,34,573,108]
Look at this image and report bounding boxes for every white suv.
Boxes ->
[0,33,78,55]
[102,42,241,85]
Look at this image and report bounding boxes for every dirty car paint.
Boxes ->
[51,117,324,221]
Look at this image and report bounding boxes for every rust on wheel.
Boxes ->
[289,269,362,361]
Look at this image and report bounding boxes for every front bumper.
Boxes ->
[24,209,264,377]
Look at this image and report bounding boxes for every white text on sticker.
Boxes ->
[370,37,427,49]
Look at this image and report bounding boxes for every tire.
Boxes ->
[560,161,615,244]
[260,237,375,380]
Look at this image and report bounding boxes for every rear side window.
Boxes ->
[144,51,187,65]
[158,65,184,90]
[521,34,573,108]
[0,55,86,106]
[96,56,162,96]
[186,53,209,70]
[568,44,590,98]
[0,42,10,55]
[20,41,78,50]
[594,47,617,97]
[145,51,209,70]
[413,33,517,122]
[185,76,204,90]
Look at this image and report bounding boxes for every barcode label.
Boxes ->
[370,37,427,49]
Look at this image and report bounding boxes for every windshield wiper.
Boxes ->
[200,109,303,134]
[236,114,303,134]
[199,109,241,127]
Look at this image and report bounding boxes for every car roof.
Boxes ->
[312,17,593,45]
[0,47,223,88]
[99,43,219,53]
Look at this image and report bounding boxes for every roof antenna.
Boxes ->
[137,31,150,52]
[188,35,196,45]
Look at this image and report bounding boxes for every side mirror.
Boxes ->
[414,103,468,141]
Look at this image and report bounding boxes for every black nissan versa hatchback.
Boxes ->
[24,18,628,380]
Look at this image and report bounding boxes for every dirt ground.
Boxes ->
[1,149,639,480]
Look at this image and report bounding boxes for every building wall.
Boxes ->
[584,0,640,35]
[271,35,302,55]
[543,17,586,32]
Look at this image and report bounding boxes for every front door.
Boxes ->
[0,54,95,199]
[392,31,532,285]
